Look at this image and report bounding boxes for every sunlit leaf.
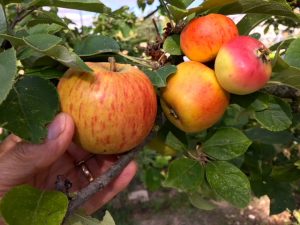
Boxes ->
[206,161,251,208]
[74,35,120,57]
[34,0,111,13]
[164,158,204,192]
[203,128,252,160]
[142,65,177,87]
[163,35,182,55]
[65,211,115,225]
[0,185,68,225]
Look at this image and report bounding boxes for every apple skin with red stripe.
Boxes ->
[57,62,157,154]
[180,14,239,63]
[215,36,272,95]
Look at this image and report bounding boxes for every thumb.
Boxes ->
[0,113,74,183]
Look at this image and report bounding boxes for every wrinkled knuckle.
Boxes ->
[13,143,29,162]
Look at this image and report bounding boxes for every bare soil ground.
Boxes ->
[106,188,293,225]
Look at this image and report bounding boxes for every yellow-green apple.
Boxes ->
[160,61,229,133]
[57,61,157,154]
[147,137,177,156]
[215,36,272,95]
[180,14,239,63]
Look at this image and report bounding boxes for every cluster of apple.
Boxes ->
[160,14,272,133]
[56,14,272,155]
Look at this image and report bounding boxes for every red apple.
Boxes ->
[57,61,157,154]
[215,36,272,95]
[160,61,229,133]
[180,14,239,62]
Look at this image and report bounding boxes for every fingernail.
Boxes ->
[47,113,66,140]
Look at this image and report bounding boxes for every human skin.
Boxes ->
[160,61,230,133]
[0,113,137,224]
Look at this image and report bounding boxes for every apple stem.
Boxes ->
[256,47,271,64]
[108,57,117,72]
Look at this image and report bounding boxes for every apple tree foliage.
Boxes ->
[0,0,299,224]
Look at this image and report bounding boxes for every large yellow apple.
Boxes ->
[160,61,229,133]
[57,61,157,154]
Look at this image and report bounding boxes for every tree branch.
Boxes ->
[9,6,36,32]
[64,112,163,220]
[158,0,174,29]
[264,85,300,99]
[144,7,159,20]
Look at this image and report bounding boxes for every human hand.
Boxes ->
[0,113,137,215]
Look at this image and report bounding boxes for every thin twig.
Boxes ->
[9,6,36,32]
[158,0,174,29]
[144,7,159,19]
[263,85,300,99]
[65,132,155,217]
[152,18,163,42]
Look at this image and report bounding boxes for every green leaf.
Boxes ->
[46,45,92,72]
[74,35,120,57]
[163,35,182,55]
[167,4,188,22]
[269,38,295,52]
[163,158,204,192]
[19,48,58,69]
[237,14,270,35]
[27,10,68,28]
[0,34,92,72]
[65,211,115,225]
[271,39,293,72]
[251,179,295,214]
[206,161,251,208]
[271,164,300,182]
[197,0,238,12]
[142,65,177,87]
[0,4,6,44]
[0,48,17,105]
[144,167,164,191]
[295,160,300,169]
[25,67,64,79]
[186,0,238,16]
[245,127,293,145]
[253,95,292,131]
[285,38,300,69]
[0,76,59,143]
[165,0,194,8]
[188,193,216,210]
[24,34,62,51]
[203,128,252,161]
[28,24,64,34]
[216,0,300,22]
[24,34,92,72]
[221,104,249,128]
[271,66,300,90]
[35,0,111,13]
[0,34,25,47]
[182,0,299,26]
[247,143,276,161]
[0,185,68,225]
